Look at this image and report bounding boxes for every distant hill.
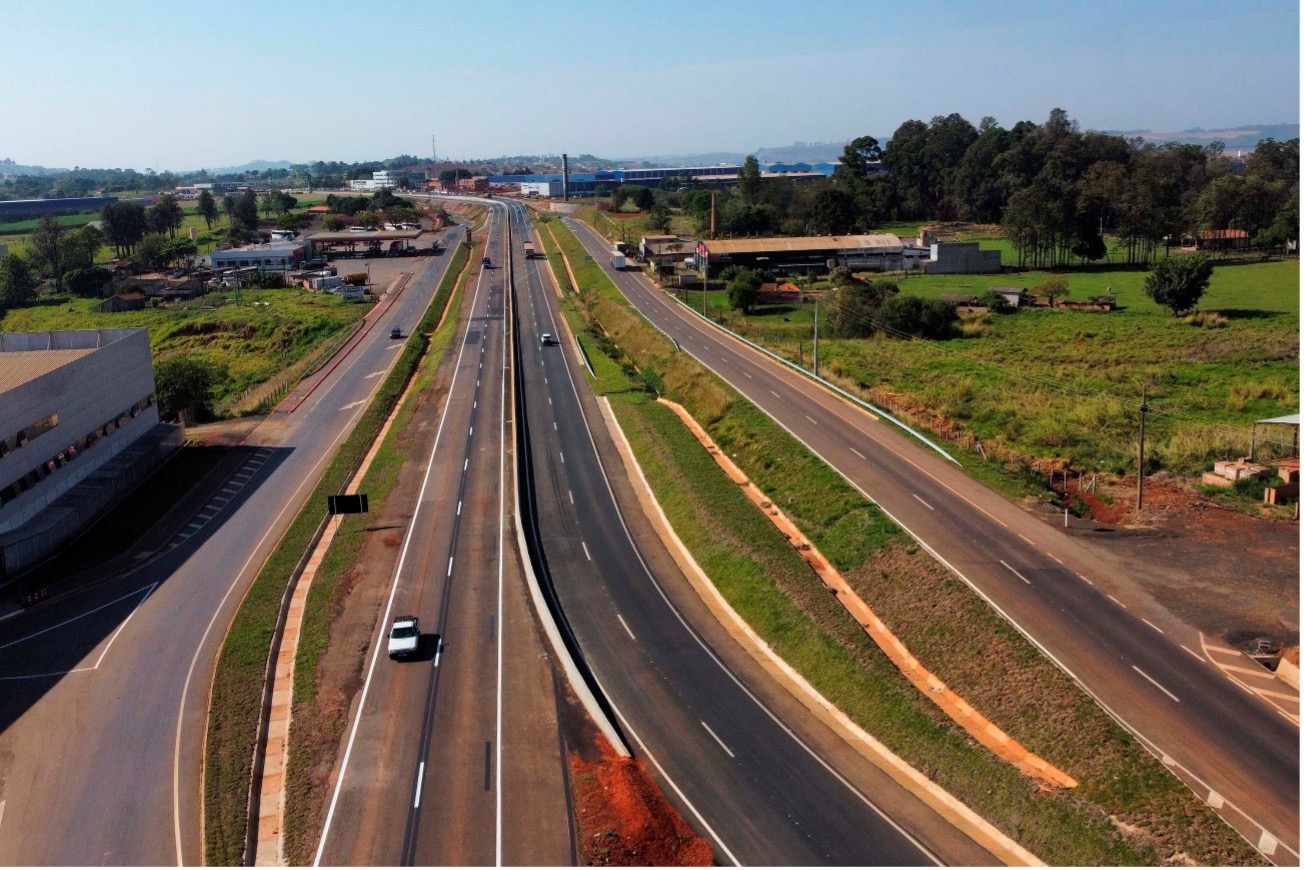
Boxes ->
[197,159,294,174]
[0,158,68,177]
[1106,123,1299,150]
[635,140,852,167]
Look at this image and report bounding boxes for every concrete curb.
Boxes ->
[597,395,1044,868]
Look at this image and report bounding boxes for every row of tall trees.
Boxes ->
[634,110,1297,267]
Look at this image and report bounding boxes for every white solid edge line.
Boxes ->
[545,215,942,866]
[315,208,496,866]
[496,218,508,866]
[413,761,425,809]
[565,212,1299,860]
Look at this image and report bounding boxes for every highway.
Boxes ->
[510,200,999,866]
[565,215,1301,861]
[0,227,466,865]
[314,203,573,867]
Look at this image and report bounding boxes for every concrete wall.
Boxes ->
[0,329,157,535]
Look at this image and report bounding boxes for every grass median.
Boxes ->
[202,237,473,866]
[545,218,1260,866]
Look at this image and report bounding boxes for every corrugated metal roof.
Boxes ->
[701,234,902,255]
[0,349,95,393]
[1256,413,1300,425]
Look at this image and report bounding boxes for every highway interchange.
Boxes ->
[0,195,1294,866]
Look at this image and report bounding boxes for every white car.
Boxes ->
[540,333,554,346]
[388,616,420,659]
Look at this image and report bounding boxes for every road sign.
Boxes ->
[327,493,369,515]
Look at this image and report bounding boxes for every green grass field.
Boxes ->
[0,289,368,414]
[665,257,1299,484]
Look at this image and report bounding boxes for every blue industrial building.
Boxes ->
[0,196,119,221]
[490,160,849,195]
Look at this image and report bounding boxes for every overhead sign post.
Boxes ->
[327,493,369,515]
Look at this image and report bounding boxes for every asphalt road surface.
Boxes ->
[314,203,572,867]
[510,201,986,866]
[0,231,465,865]
[565,216,1301,862]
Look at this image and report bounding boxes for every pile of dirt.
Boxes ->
[568,743,712,867]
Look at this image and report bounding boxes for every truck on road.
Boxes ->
[610,250,627,270]
[523,241,537,259]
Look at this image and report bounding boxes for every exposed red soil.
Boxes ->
[568,740,712,867]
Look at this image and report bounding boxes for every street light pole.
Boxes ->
[1136,382,1148,511]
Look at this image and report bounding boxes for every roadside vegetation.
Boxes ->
[202,221,477,865]
[540,217,1261,866]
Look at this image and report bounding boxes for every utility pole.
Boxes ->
[1136,382,1148,511]
[813,296,820,378]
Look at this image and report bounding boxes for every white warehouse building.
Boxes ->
[0,329,181,581]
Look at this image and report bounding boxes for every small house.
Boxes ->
[1196,229,1250,252]
[757,282,803,304]
[990,286,1030,308]
[98,291,147,313]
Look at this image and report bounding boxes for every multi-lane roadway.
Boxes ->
[565,214,1300,861]
[0,229,466,865]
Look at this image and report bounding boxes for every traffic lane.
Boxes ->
[567,220,1301,849]
[409,274,507,866]
[513,235,933,866]
[317,230,496,867]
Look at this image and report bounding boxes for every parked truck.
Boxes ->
[610,250,627,270]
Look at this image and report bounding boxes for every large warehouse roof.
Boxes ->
[305,229,424,243]
[701,234,903,255]
[0,349,95,393]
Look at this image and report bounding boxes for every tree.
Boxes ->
[739,155,762,204]
[154,357,220,423]
[725,267,763,314]
[150,194,184,238]
[629,186,655,211]
[647,205,672,233]
[64,265,112,298]
[323,215,349,231]
[0,254,38,310]
[236,188,259,226]
[807,188,858,234]
[101,201,148,256]
[836,135,883,181]
[353,210,381,229]
[28,215,68,288]
[222,194,237,225]
[134,233,169,270]
[197,190,218,230]
[276,212,311,231]
[1034,276,1070,305]
[1143,253,1213,315]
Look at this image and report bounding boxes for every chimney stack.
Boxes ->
[562,153,570,201]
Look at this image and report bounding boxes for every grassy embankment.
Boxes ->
[202,221,479,866]
[0,288,370,417]
[279,225,481,865]
[579,211,1300,513]
[538,217,1261,866]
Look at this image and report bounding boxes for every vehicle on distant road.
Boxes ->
[523,241,537,259]
[388,616,419,659]
[540,333,554,346]
[610,250,626,270]
[482,256,492,268]
[390,326,402,340]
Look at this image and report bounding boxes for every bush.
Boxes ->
[875,294,957,340]
[63,265,113,298]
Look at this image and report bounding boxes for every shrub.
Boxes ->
[155,357,223,422]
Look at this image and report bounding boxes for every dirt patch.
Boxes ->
[1071,473,1299,648]
[568,743,712,867]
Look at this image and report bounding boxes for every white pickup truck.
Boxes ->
[387,615,420,659]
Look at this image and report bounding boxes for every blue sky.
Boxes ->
[3,0,1298,170]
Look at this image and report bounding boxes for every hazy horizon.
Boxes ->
[4,0,1298,172]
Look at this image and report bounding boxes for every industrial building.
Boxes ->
[694,234,923,275]
[0,196,119,221]
[348,169,428,191]
[921,241,1002,274]
[496,160,860,197]
[0,328,181,581]
[208,240,311,271]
